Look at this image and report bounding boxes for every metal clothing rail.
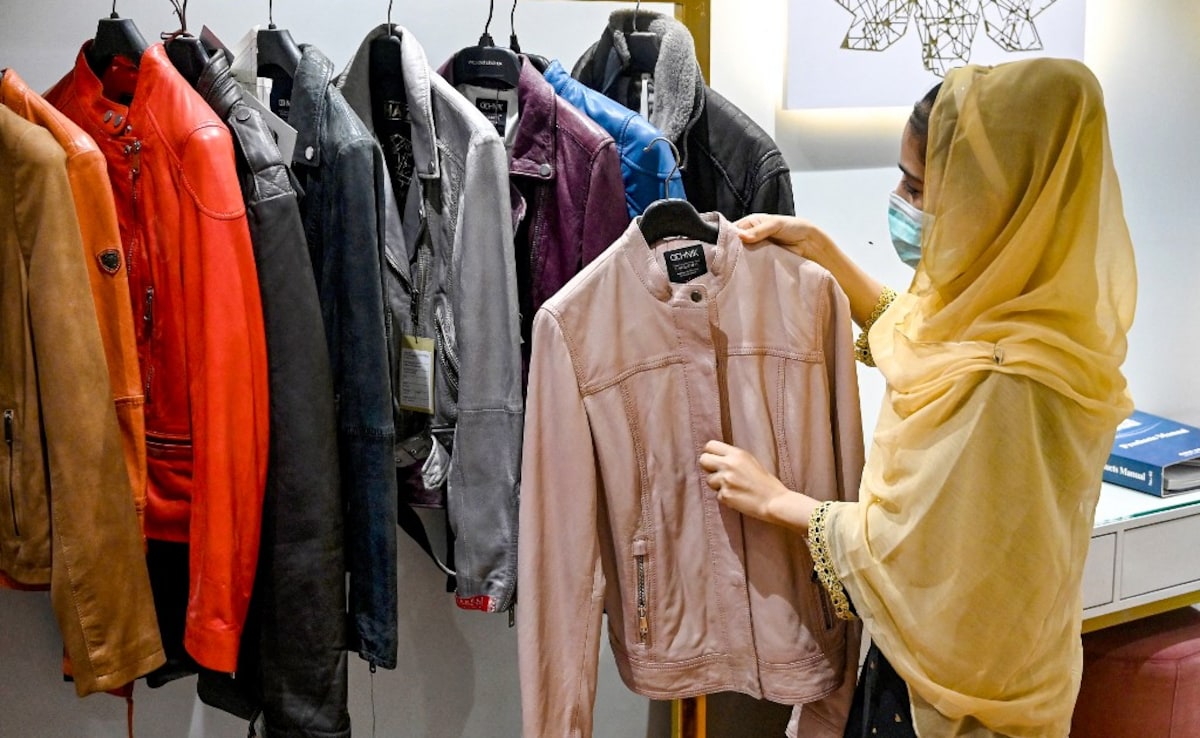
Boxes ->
[567,3,712,734]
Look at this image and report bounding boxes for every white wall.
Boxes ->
[1,0,1198,736]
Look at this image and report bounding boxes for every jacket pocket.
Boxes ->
[633,539,650,646]
[4,409,18,537]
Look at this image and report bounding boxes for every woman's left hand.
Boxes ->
[699,441,791,522]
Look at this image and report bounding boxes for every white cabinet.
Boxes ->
[1083,484,1200,625]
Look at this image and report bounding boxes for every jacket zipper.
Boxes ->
[125,139,142,277]
[433,311,459,393]
[633,540,649,644]
[5,409,18,536]
[812,569,834,630]
[142,285,154,403]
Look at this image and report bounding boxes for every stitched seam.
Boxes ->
[726,346,823,362]
[775,360,795,491]
[582,355,686,395]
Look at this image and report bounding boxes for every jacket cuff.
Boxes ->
[807,501,856,621]
[184,621,242,674]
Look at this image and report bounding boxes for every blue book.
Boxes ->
[1104,410,1200,496]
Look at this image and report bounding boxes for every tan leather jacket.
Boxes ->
[0,104,163,695]
[1,68,148,533]
[518,214,864,737]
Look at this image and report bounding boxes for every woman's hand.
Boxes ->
[735,214,837,264]
[700,441,819,532]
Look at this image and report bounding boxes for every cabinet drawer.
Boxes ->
[1082,533,1116,609]
[1121,514,1200,598]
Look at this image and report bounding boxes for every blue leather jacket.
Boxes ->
[543,59,684,217]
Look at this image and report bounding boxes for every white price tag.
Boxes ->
[400,335,435,415]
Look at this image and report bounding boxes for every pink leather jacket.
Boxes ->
[518,214,865,737]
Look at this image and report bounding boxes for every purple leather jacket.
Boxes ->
[439,55,630,372]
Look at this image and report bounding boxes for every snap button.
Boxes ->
[113,114,124,127]
[103,111,114,123]
[305,145,315,161]
[235,108,251,122]
[690,290,702,303]
[538,163,551,176]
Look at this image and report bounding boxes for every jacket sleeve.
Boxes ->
[328,137,399,669]
[582,140,631,266]
[789,272,863,733]
[22,128,164,694]
[446,132,525,612]
[518,309,605,738]
[179,124,270,673]
[750,152,796,217]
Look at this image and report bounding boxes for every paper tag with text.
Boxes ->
[400,335,436,414]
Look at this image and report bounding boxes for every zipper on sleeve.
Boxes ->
[4,409,18,536]
[633,540,649,644]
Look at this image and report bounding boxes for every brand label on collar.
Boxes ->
[476,98,509,136]
[384,100,409,122]
[664,244,708,284]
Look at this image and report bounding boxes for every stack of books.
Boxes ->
[1104,410,1200,497]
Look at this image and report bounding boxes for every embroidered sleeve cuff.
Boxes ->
[854,286,897,367]
[807,501,856,621]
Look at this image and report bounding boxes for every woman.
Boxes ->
[699,58,1136,737]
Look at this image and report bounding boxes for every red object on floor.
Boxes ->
[1072,607,1200,737]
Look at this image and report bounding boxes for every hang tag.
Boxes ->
[664,244,708,283]
[400,335,436,414]
[639,73,654,118]
[476,98,509,136]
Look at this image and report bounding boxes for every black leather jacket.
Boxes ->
[187,48,350,738]
[573,9,795,219]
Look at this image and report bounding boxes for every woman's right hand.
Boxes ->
[735,214,835,264]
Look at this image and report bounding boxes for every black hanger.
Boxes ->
[507,0,550,73]
[257,0,302,83]
[452,0,521,90]
[638,136,717,245]
[627,0,660,75]
[370,0,403,78]
[85,1,150,77]
[163,0,211,86]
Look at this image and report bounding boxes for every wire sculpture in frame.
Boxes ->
[787,0,1086,109]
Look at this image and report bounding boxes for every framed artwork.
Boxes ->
[786,0,1087,110]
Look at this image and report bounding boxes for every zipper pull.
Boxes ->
[130,139,142,175]
[143,285,154,333]
[637,607,649,642]
[3,409,12,446]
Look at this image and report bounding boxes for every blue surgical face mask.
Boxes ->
[888,192,925,269]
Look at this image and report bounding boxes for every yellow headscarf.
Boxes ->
[821,58,1136,737]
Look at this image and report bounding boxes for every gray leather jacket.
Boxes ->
[338,26,524,614]
[186,48,350,738]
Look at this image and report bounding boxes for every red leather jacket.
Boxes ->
[47,43,270,673]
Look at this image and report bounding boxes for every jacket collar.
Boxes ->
[194,49,241,121]
[622,211,739,303]
[509,57,557,181]
[337,24,440,180]
[68,41,170,141]
[287,44,333,168]
[572,9,705,166]
[438,54,557,182]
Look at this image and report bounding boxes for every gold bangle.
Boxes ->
[807,501,856,621]
[854,287,897,367]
